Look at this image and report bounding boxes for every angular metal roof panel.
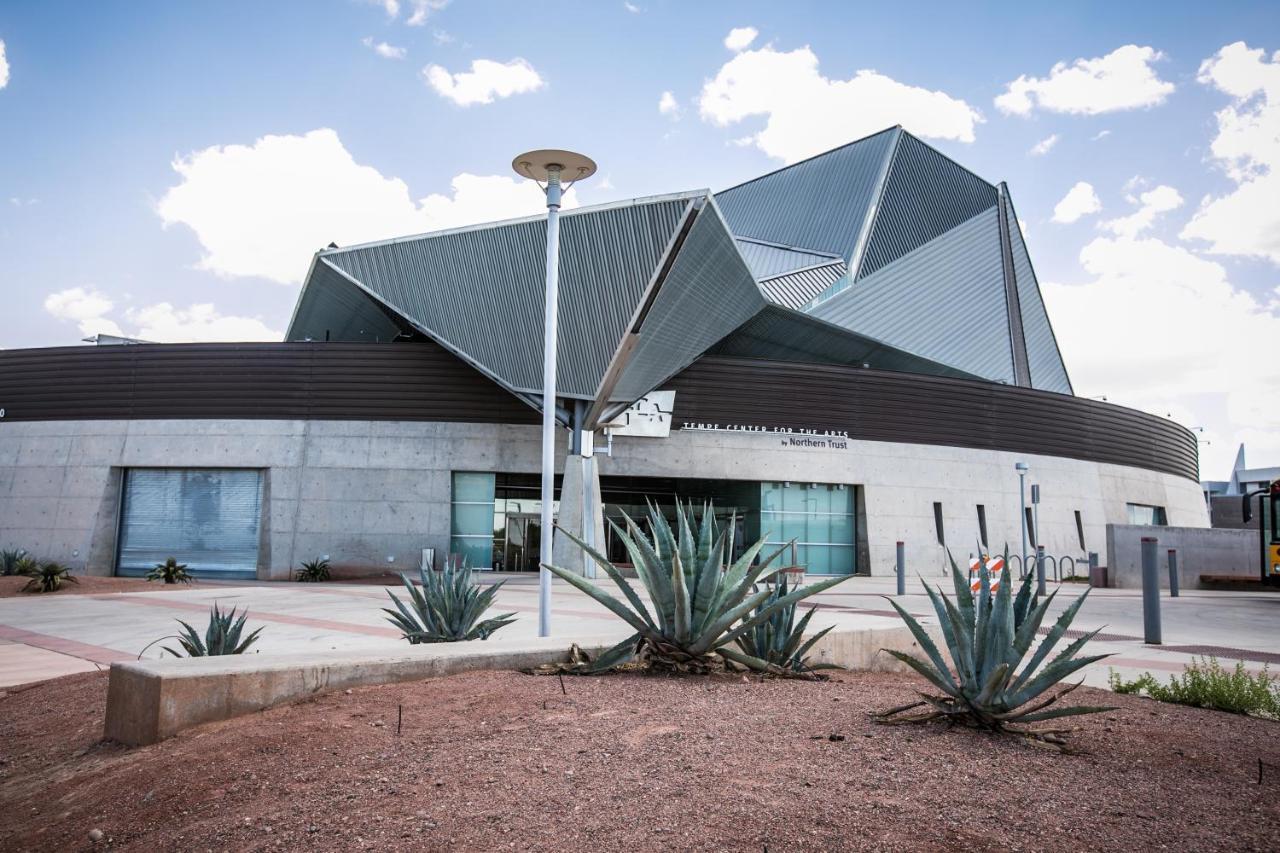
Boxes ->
[733,237,839,280]
[1004,194,1073,394]
[287,258,409,344]
[715,127,897,261]
[857,133,999,279]
[809,206,1016,383]
[758,260,847,310]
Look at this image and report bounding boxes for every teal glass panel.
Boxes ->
[450,504,494,536]
[453,472,495,503]
[451,472,495,569]
[450,537,492,569]
[759,481,857,575]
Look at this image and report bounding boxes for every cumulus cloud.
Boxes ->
[624,2,641,12]
[698,44,981,163]
[406,0,448,26]
[1029,133,1059,156]
[423,57,544,106]
[42,289,281,342]
[1051,181,1102,224]
[43,288,121,336]
[1044,235,1280,477]
[362,37,406,59]
[0,40,9,90]
[658,90,679,118]
[1180,42,1280,264]
[1099,184,1183,238]
[724,27,758,52]
[996,45,1174,116]
[156,128,574,285]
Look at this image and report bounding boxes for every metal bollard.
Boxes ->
[1141,536,1162,644]
[1167,549,1179,598]
[1036,545,1047,596]
[896,541,905,596]
[1088,551,1100,587]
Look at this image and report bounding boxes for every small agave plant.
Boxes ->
[546,501,851,674]
[22,560,77,593]
[725,573,842,679]
[876,553,1113,749]
[383,561,516,643]
[294,557,331,583]
[146,604,264,658]
[1,548,29,576]
[146,557,193,585]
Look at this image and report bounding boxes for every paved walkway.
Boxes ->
[0,572,1276,690]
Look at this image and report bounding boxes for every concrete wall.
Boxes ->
[1105,524,1261,589]
[0,418,1207,580]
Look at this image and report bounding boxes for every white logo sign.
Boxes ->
[605,391,675,438]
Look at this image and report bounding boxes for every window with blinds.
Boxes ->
[116,468,263,579]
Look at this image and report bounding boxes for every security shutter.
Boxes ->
[117,468,263,579]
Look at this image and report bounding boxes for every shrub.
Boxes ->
[152,604,263,657]
[146,557,193,585]
[22,560,78,593]
[294,557,331,583]
[1109,657,1280,718]
[875,553,1113,750]
[728,573,841,678]
[545,501,851,674]
[384,562,516,643]
[1,548,29,576]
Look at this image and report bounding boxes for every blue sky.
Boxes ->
[1,1,1277,478]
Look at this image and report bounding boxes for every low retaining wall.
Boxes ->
[1105,524,1260,589]
[104,619,934,746]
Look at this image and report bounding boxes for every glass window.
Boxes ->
[760,482,856,575]
[451,472,496,569]
[1126,503,1168,526]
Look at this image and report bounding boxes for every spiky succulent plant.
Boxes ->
[545,501,851,674]
[294,557,331,583]
[876,554,1113,749]
[383,562,516,643]
[22,560,77,593]
[146,557,193,585]
[726,573,841,678]
[159,604,263,657]
[1,548,29,576]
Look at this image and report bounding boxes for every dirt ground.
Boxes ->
[0,576,198,598]
[1,669,1277,852]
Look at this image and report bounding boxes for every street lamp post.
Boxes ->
[1015,461,1029,577]
[511,149,596,638]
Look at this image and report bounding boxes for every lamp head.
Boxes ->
[512,149,597,184]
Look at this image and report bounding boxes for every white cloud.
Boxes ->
[432,29,454,45]
[996,45,1174,116]
[724,27,758,53]
[1091,129,1112,141]
[1050,181,1102,224]
[361,37,406,60]
[1044,235,1280,477]
[406,0,448,26]
[369,0,399,18]
[1179,42,1280,264]
[156,128,574,285]
[423,57,544,106]
[1099,184,1183,238]
[658,90,680,118]
[43,287,282,342]
[0,39,9,90]
[1029,133,1059,156]
[43,288,120,336]
[623,2,641,12]
[698,44,982,163]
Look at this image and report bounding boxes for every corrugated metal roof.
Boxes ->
[758,260,847,310]
[610,200,766,402]
[857,133,999,279]
[287,258,409,343]
[809,206,1016,383]
[716,127,896,261]
[733,237,839,279]
[707,305,977,379]
[311,194,694,398]
[1004,194,1073,394]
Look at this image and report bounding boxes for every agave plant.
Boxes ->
[545,501,852,674]
[294,557,331,583]
[876,554,1113,749]
[152,604,263,657]
[726,573,841,678]
[1,548,29,576]
[146,557,193,585]
[383,562,516,643]
[22,560,77,593]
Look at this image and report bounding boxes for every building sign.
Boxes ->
[605,390,675,438]
[679,423,850,451]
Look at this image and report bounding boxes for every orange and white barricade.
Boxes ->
[968,555,1006,593]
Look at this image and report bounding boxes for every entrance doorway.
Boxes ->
[500,513,542,573]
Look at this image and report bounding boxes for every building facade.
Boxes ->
[0,128,1207,580]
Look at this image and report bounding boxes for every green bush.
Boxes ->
[876,553,1113,749]
[729,573,841,678]
[149,604,263,657]
[294,557,331,583]
[1109,657,1280,718]
[1,548,29,576]
[546,501,851,674]
[22,560,77,593]
[146,557,193,585]
[384,561,516,643]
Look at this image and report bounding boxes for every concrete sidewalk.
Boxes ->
[1,572,1276,690]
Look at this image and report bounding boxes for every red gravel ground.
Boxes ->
[0,576,199,598]
[1,669,1278,852]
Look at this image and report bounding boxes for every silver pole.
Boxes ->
[896,541,905,596]
[1167,548,1179,598]
[1141,536,1162,644]
[1018,470,1027,577]
[537,167,564,637]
